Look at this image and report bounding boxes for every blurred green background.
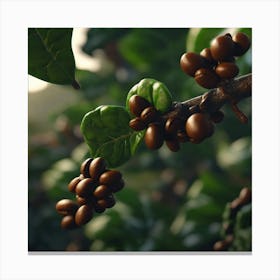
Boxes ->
[28,28,252,251]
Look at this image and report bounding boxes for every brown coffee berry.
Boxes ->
[210,34,234,61]
[129,117,146,131]
[56,199,79,215]
[80,158,93,178]
[89,157,106,179]
[232,32,250,56]
[76,195,95,206]
[140,106,159,124]
[68,176,81,193]
[185,113,214,142]
[215,62,239,79]
[200,48,216,67]
[165,117,183,135]
[93,185,110,199]
[75,178,97,197]
[176,131,189,143]
[75,205,93,226]
[194,68,220,89]
[144,123,164,150]
[213,240,229,251]
[129,95,151,117]
[180,52,206,77]
[61,215,77,229]
[109,178,125,193]
[165,139,180,152]
[99,170,122,186]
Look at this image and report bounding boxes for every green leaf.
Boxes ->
[126,78,173,114]
[28,28,79,88]
[80,105,145,168]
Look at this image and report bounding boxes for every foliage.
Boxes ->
[28,28,251,251]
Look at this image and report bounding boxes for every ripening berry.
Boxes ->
[185,113,214,143]
[129,95,151,117]
[215,62,239,79]
[210,34,234,61]
[232,32,251,56]
[180,52,205,77]
[144,123,164,150]
[194,68,220,89]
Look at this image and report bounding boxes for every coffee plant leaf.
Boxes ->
[28,28,79,87]
[80,105,145,167]
[126,78,172,114]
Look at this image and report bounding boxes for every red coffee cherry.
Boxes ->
[194,68,220,89]
[80,158,93,178]
[75,205,94,226]
[180,52,205,77]
[144,123,164,150]
[129,117,146,131]
[215,62,239,79]
[93,185,110,199]
[61,215,77,229]
[210,110,224,123]
[140,106,159,124]
[75,178,97,197]
[89,157,106,179]
[210,34,234,61]
[232,32,251,56]
[165,139,180,152]
[99,170,122,186]
[56,199,79,215]
[129,95,151,117]
[185,113,214,142]
[68,176,81,193]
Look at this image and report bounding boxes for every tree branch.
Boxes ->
[167,73,252,122]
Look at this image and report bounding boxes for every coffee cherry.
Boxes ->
[210,34,234,61]
[232,32,250,56]
[68,176,81,193]
[165,139,180,152]
[76,195,95,206]
[97,195,116,209]
[89,157,106,179]
[165,117,183,135]
[210,110,224,123]
[176,131,189,143]
[140,106,159,124]
[185,113,214,142]
[75,205,93,226]
[109,178,125,193]
[61,215,77,229]
[56,199,79,215]
[99,170,122,186]
[93,203,106,213]
[144,123,164,150]
[80,158,93,178]
[215,62,239,79]
[129,117,146,131]
[200,48,216,67]
[93,185,110,199]
[129,95,151,117]
[75,178,97,197]
[180,52,205,77]
[194,68,220,89]
[213,240,229,251]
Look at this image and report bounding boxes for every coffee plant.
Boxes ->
[28,28,251,251]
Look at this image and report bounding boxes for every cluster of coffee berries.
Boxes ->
[55,157,124,229]
[128,94,225,150]
[213,187,252,251]
[180,32,251,89]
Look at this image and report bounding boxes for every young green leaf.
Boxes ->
[80,105,145,168]
[28,28,79,88]
[126,78,172,114]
